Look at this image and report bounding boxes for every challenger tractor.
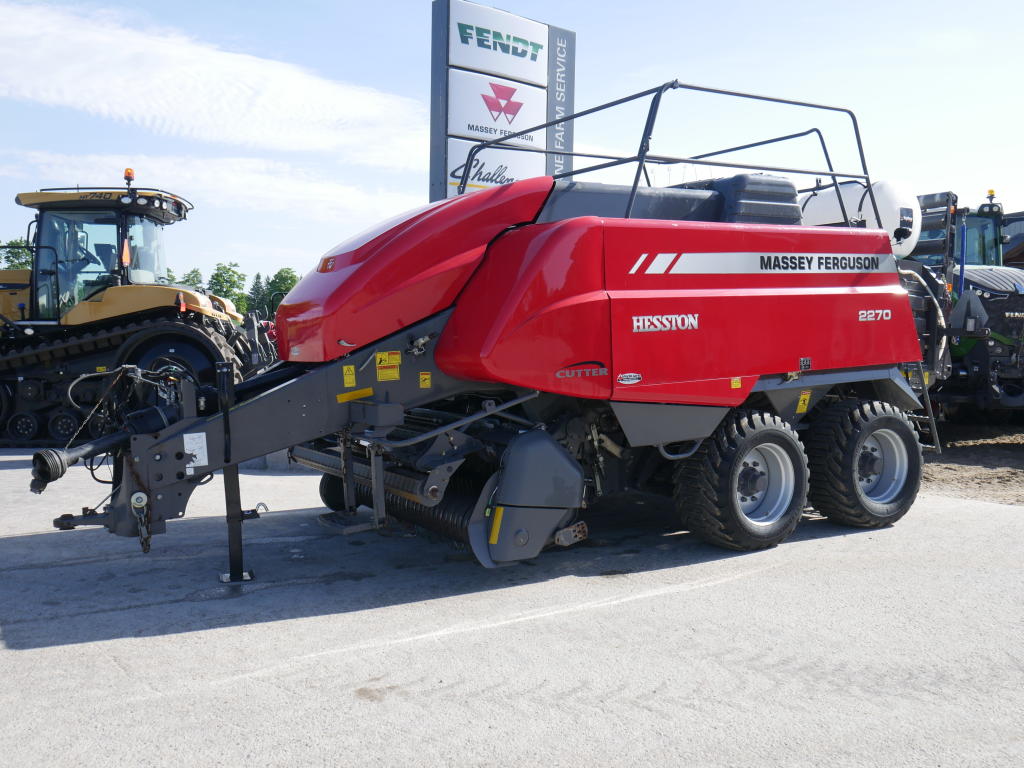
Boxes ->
[0,170,276,445]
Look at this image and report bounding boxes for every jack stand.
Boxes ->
[215,359,256,583]
[220,463,254,583]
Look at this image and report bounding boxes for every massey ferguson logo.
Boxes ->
[482,83,522,123]
[632,314,700,333]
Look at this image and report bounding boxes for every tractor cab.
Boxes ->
[912,191,1007,271]
[10,169,192,322]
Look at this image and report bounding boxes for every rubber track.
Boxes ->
[672,410,806,551]
[803,399,920,527]
[0,315,239,372]
[0,315,243,446]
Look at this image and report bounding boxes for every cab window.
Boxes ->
[36,210,119,319]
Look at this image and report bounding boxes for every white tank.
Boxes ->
[799,180,921,257]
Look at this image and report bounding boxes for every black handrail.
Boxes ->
[456,79,880,228]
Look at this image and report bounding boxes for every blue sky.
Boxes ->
[1,0,1022,285]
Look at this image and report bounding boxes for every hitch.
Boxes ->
[53,506,107,531]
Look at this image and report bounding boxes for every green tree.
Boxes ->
[2,238,32,269]
[247,273,267,318]
[207,261,248,313]
[265,267,299,315]
[181,268,204,290]
[166,266,177,283]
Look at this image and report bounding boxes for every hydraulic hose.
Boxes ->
[899,268,948,370]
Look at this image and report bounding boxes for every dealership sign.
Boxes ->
[446,137,546,193]
[430,0,575,200]
[447,69,546,148]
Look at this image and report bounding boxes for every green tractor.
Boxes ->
[909,191,1024,414]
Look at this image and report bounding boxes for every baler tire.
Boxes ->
[319,473,350,512]
[673,410,809,551]
[804,400,921,528]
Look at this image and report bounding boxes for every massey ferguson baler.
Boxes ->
[28,82,940,579]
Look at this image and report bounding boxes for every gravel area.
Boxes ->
[923,421,1024,505]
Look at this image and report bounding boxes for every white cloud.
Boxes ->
[9,150,425,224]
[0,2,428,170]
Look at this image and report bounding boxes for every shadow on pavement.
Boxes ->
[0,457,34,472]
[0,494,869,650]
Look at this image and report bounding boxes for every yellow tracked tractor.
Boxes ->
[0,170,276,444]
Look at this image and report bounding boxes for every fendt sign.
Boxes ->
[455,23,545,59]
[429,0,575,201]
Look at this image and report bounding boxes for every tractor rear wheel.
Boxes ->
[804,400,921,527]
[673,410,809,551]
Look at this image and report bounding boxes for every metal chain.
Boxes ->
[133,504,152,554]
[123,445,152,553]
[63,368,126,449]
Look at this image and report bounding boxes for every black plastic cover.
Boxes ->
[538,181,721,223]
[494,430,584,508]
[676,174,802,225]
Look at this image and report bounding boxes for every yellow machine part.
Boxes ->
[205,292,244,323]
[15,189,190,224]
[60,284,239,326]
[0,269,31,319]
[15,189,185,208]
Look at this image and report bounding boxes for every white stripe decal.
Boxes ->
[634,251,898,275]
[628,253,648,274]
[645,252,680,274]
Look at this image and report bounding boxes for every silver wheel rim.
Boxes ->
[734,443,795,526]
[857,428,909,504]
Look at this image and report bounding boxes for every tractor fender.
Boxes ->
[114,317,237,372]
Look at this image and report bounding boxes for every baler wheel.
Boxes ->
[804,400,921,527]
[673,410,808,551]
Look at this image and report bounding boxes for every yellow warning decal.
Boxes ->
[796,389,812,414]
[336,387,374,403]
[343,364,356,388]
[730,377,742,389]
[489,506,505,545]
[419,371,432,389]
[95,366,108,372]
[375,350,401,382]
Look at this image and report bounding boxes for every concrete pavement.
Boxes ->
[0,450,1021,767]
